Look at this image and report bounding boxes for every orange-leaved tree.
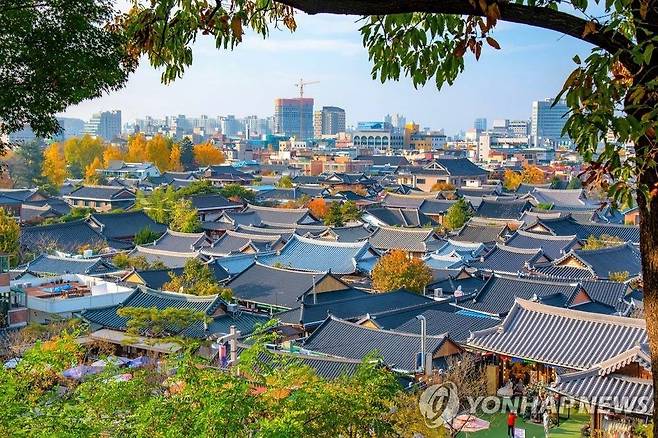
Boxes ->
[307,198,329,219]
[503,169,523,191]
[193,142,225,166]
[372,250,432,294]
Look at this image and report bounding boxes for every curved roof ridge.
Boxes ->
[514,298,647,328]
[494,243,543,254]
[133,245,200,257]
[246,203,308,213]
[252,260,327,275]
[513,229,578,240]
[291,233,370,248]
[224,230,282,241]
[164,229,206,238]
[138,285,219,302]
[325,314,449,339]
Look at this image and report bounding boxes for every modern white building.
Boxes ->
[83,110,122,141]
[98,161,161,180]
[11,274,133,323]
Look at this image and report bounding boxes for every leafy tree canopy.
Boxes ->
[0,0,136,150]
[372,250,433,294]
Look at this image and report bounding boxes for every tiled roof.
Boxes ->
[64,185,135,201]
[527,215,640,243]
[20,220,108,252]
[304,316,452,372]
[475,199,532,220]
[457,275,581,316]
[433,158,488,176]
[469,244,546,275]
[83,287,223,333]
[202,230,283,256]
[149,229,209,252]
[128,245,205,268]
[364,207,436,227]
[128,264,230,290]
[529,188,594,208]
[83,287,263,338]
[88,211,167,240]
[319,224,373,242]
[518,210,563,226]
[226,262,339,309]
[467,299,647,370]
[22,254,118,275]
[188,194,241,210]
[558,243,642,279]
[505,229,579,259]
[0,188,40,202]
[276,289,433,325]
[243,204,319,226]
[369,226,441,253]
[552,367,653,416]
[381,192,441,209]
[393,308,501,343]
[531,265,596,280]
[259,234,379,274]
[451,218,509,244]
[419,199,458,215]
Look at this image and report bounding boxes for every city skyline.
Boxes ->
[59,13,592,133]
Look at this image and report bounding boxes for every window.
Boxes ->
[417,178,426,184]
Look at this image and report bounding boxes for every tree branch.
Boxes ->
[277,0,634,60]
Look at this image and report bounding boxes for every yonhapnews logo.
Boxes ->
[418,381,460,428]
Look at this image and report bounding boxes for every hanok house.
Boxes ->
[395,158,488,192]
[63,185,136,212]
[87,210,167,244]
[82,287,267,338]
[303,316,463,374]
[540,243,642,281]
[453,274,623,318]
[468,244,549,275]
[551,345,653,434]
[200,230,285,257]
[121,264,230,290]
[467,299,647,405]
[368,226,442,258]
[450,217,515,245]
[504,229,580,260]
[18,254,119,277]
[225,262,361,313]
[20,220,116,253]
[187,193,242,222]
[258,234,380,275]
[201,165,255,185]
[524,214,640,244]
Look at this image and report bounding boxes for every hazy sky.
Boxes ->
[60,13,593,134]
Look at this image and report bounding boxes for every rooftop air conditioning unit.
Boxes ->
[226,303,238,313]
[433,288,443,299]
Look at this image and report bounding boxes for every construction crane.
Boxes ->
[293,78,319,139]
[294,78,319,98]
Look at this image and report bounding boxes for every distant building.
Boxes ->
[474,117,487,132]
[313,106,346,137]
[6,125,37,144]
[509,120,530,137]
[491,119,509,136]
[384,113,406,131]
[531,98,570,147]
[220,115,243,138]
[352,121,403,149]
[274,97,314,140]
[53,117,85,140]
[98,161,161,181]
[83,110,121,141]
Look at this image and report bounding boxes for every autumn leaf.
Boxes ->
[582,21,597,37]
[486,36,500,49]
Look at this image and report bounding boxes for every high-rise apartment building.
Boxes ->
[313,106,346,137]
[474,117,487,132]
[83,110,121,141]
[531,98,570,147]
[274,98,314,140]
